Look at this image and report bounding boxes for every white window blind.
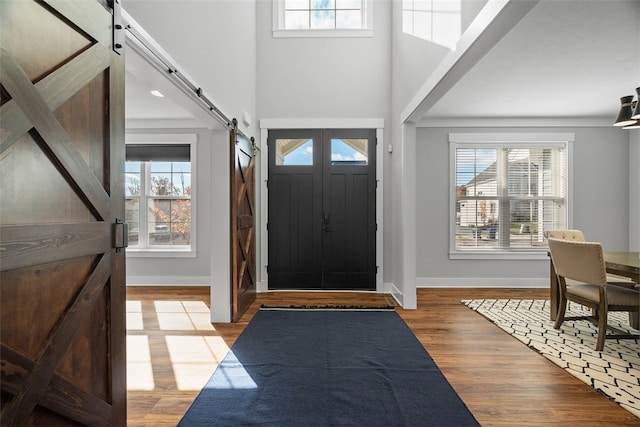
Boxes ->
[450,134,572,257]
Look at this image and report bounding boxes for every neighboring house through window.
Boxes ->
[273,0,373,37]
[125,135,196,256]
[450,133,573,259]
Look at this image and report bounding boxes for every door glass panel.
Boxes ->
[276,139,313,165]
[331,138,368,165]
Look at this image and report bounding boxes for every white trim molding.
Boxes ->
[384,282,404,306]
[272,0,374,38]
[416,277,548,288]
[415,117,614,128]
[400,123,417,309]
[448,132,575,144]
[124,132,198,257]
[260,118,384,129]
[126,276,210,286]
[210,130,232,322]
[448,132,574,259]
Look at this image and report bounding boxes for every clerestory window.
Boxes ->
[402,0,462,49]
[273,0,373,37]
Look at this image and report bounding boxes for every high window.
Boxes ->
[402,0,461,49]
[273,0,372,37]
[449,133,573,259]
[125,141,195,255]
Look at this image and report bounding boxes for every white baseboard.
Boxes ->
[416,277,548,288]
[258,280,268,293]
[126,276,211,286]
[383,282,404,306]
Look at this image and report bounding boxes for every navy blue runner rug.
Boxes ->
[178,309,479,426]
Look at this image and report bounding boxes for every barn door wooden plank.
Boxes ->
[107,23,127,425]
[0,50,110,221]
[1,345,112,426]
[0,223,111,271]
[1,44,110,153]
[1,254,111,425]
[44,0,111,46]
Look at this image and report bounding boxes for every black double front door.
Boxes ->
[268,129,376,290]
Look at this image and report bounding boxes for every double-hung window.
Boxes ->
[273,0,373,37]
[125,138,195,256]
[450,133,573,259]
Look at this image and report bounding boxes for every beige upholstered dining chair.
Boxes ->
[545,229,635,284]
[544,230,587,288]
[547,238,640,351]
[544,229,585,242]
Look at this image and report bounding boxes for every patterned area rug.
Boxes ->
[462,299,640,418]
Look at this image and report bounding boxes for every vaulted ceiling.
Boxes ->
[125,0,639,125]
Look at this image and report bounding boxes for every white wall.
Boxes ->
[256,0,391,120]
[415,126,631,286]
[123,0,257,137]
[255,0,393,285]
[629,130,640,251]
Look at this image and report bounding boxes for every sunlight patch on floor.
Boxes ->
[165,336,230,390]
[155,300,215,331]
[126,297,224,391]
[126,335,155,390]
[127,311,144,330]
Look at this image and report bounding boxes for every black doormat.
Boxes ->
[260,304,396,311]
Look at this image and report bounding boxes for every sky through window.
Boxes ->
[283,0,364,30]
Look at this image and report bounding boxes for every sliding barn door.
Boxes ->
[0,0,126,425]
[230,121,257,322]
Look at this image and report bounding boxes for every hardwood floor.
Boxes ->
[126,287,639,426]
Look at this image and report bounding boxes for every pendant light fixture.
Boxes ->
[614,87,640,128]
[631,87,640,119]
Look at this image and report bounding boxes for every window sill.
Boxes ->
[449,250,549,261]
[273,29,373,38]
[126,248,196,258]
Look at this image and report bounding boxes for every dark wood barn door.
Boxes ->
[0,0,126,425]
[230,121,257,322]
[267,129,376,290]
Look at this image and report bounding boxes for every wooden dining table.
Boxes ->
[548,251,639,321]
